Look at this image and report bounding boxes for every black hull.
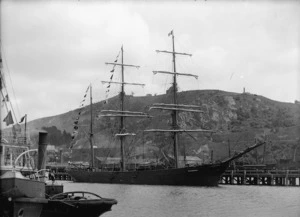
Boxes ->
[0,197,47,217]
[0,177,45,198]
[41,191,117,217]
[68,162,229,186]
[41,199,117,217]
[0,172,47,217]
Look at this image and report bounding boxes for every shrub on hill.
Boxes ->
[41,126,72,147]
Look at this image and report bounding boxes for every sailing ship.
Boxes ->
[67,31,265,186]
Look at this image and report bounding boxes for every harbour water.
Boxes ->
[63,182,300,217]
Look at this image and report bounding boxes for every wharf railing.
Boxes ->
[220,169,300,186]
[46,165,72,181]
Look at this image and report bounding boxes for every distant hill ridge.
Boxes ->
[27,89,300,133]
[25,89,300,164]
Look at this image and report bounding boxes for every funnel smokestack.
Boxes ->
[37,131,48,172]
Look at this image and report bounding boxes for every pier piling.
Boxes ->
[220,169,300,186]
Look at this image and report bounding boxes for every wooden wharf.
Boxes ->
[53,172,72,181]
[46,165,72,181]
[220,169,300,186]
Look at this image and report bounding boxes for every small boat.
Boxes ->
[40,191,117,217]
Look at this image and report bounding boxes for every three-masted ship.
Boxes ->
[67,31,265,186]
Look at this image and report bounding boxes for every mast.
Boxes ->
[228,139,231,157]
[102,46,147,171]
[89,84,94,168]
[146,30,213,168]
[0,49,2,142]
[120,46,125,171]
[24,114,27,144]
[171,32,179,168]
[158,31,191,168]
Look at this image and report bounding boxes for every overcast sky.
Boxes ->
[1,0,299,122]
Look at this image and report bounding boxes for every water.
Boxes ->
[63,182,300,217]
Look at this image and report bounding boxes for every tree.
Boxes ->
[41,126,72,147]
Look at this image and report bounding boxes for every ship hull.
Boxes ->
[41,198,117,217]
[67,162,229,186]
[0,171,47,217]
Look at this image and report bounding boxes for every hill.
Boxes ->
[23,89,300,166]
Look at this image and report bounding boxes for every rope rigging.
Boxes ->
[0,40,24,127]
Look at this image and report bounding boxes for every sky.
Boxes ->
[1,0,299,122]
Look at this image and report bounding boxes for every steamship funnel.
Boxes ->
[37,131,48,181]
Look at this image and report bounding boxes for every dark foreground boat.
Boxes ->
[41,191,117,217]
[67,31,266,186]
[0,133,117,217]
[0,170,47,217]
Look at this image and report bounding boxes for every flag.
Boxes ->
[2,94,9,102]
[69,142,74,149]
[69,139,78,149]
[85,86,90,93]
[19,114,26,123]
[71,130,78,140]
[168,30,173,37]
[3,111,14,126]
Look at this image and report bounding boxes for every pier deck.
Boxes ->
[47,165,72,181]
[220,169,300,186]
